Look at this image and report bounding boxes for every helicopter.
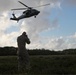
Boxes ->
[10,1,50,22]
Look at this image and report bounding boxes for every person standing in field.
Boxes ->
[17,32,31,73]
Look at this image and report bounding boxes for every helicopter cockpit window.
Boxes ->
[26,10,31,15]
[23,11,26,14]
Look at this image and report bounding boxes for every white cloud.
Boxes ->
[0,32,19,47]
[27,34,76,50]
[0,12,10,31]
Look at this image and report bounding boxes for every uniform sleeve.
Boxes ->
[25,36,31,44]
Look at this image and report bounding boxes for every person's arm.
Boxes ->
[25,35,31,44]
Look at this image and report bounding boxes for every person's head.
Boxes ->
[22,32,27,36]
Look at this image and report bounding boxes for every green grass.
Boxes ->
[0,56,18,75]
[0,55,76,75]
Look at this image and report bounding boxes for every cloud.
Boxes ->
[0,32,19,47]
[0,11,19,47]
[29,32,76,50]
[0,0,16,12]
[0,0,59,46]
[0,0,66,50]
[16,0,62,50]
[63,0,76,7]
[27,33,76,50]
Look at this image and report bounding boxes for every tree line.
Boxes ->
[0,46,76,56]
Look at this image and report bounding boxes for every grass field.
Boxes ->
[0,55,76,75]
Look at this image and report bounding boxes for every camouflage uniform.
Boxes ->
[17,32,30,73]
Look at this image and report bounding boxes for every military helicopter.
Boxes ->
[10,1,50,22]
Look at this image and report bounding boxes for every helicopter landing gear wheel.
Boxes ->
[34,16,36,18]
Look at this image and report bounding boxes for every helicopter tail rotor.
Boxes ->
[11,12,17,19]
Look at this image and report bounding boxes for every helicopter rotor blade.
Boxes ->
[11,2,50,11]
[18,1,29,8]
[11,8,27,10]
[33,3,50,8]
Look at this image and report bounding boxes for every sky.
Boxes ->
[0,0,76,51]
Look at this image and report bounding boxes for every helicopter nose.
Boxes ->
[36,10,40,15]
[38,11,40,14]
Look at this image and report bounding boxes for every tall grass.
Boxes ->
[0,55,76,75]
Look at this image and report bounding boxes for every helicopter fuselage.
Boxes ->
[10,9,40,22]
[18,9,40,20]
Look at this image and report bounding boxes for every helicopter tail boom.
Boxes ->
[10,18,18,21]
[10,18,19,22]
[10,13,19,22]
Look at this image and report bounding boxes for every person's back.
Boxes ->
[17,32,30,53]
[17,32,31,74]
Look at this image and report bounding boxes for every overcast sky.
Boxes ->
[0,0,76,50]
